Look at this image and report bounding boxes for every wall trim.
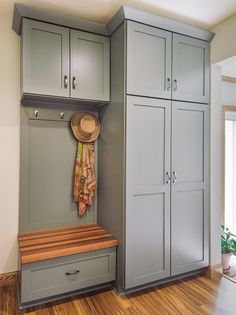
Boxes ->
[203,264,222,279]
[221,105,236,227]
[0,271,18,286]
[222,76,236,84]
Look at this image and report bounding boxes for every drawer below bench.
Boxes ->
[19,247,116,304]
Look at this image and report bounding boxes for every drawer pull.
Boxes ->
[65,269,80,276]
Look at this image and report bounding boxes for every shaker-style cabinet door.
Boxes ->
[70,30,110,101]
[125,96,171,289]
[172,35,210,103]
[127,21,172,99]
[171,102,209,276]
[22,19,69,97]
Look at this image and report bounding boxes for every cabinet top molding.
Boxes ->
[12,3,109,36]
[12,3,214,42]
[107,6,215,42]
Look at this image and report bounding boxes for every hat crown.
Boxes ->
[71,111,100,143]
[80,115,96,136]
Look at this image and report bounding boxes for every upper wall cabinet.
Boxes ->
[70,30,110,101]
[22,19,110,103]
[172,34,209,103]
[22,19,70,98]
[127,21,172,99]
[126,21,210,103]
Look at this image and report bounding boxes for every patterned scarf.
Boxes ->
[73,142,96,216]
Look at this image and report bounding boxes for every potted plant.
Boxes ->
[221,225,236,273]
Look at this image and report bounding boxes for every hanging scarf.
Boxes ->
[73,142,96,216]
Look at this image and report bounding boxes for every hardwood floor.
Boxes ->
[1,274,236,314]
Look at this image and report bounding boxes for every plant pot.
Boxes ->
[222,252,232,273]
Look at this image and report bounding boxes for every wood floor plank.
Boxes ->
[0,271,18,287]
[2,274,236,314]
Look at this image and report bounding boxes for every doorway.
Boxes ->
[223,106,236,234]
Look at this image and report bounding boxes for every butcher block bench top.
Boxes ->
[18,224,118,264]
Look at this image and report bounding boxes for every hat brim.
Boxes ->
[71,111,100,143]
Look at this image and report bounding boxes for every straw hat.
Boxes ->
[71,111,100,143]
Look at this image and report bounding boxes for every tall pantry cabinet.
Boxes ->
[98,15,211,292]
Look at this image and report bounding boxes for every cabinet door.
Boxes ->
[127,21,172,99]
[22,19,69,97]
[70,30,110,101]
[172,35,210,103]
[125,96,171,289]
[171,102,209,276]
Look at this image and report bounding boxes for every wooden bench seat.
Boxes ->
[18,224,118,264]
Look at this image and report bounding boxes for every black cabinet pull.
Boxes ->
[65,269,80,276]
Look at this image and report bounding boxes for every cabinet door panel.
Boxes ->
[172,35,209,103]
[127,21,172,99]
[171,102,209,276]
[126,96,171,289]
[22,19,69,97]
[173,107,204,183]
[70,30,110,101]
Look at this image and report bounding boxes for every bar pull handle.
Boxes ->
[72,76,76,89]
[65,269,80,276]
[34,109,39,118]
[173,79,178,91]
[166,171,171,184]
[173,171,178,184]
[167,78,171,91]
[64,75,68,89]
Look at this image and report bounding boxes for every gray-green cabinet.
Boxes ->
[71,30,110,101]
[171,102,209,275]
[22,19,70,97]
[127,21,172,99]
[22,19,110,102]
[126,21,209,103]
[20,248,116,305]
[125,96,171,288]
[125,96,209,287]
[98,20,210,293]
[172,35,209,103]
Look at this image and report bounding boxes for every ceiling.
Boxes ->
[1,0,236,30]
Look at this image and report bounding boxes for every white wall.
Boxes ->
[221,81,236,105]
[210,14,236,64]
[209,13,236,267]
[0,13,20,273]
[211,13,236,64]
